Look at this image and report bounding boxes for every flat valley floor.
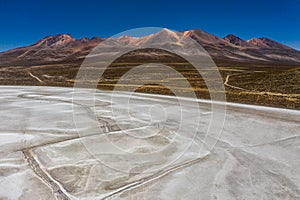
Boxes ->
[0,86,299,199]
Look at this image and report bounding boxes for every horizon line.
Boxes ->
[1,27,299,52]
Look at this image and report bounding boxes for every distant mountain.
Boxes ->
[183,29,227,45]
[32,34,76,47]
[224,34,253,47]
[0,34,104,66]
[247,37,293,50]
[1,28,300,67]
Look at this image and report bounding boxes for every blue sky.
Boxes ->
[1,0,300,52]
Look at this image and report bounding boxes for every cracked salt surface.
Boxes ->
[0,86,299,199]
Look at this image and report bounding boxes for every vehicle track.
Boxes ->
[28,72,43,83]
[22,148,72,200]
[102,154,210,200]
[224,74,300,98]
[224,74,248,91]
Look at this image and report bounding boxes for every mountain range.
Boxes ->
[1,28,300,67]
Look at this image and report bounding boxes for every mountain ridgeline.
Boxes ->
[1,28,300,67]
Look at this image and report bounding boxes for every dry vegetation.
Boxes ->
[0,50,299,109]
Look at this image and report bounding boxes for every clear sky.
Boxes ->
[1,0,300,52]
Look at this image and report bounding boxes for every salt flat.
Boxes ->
[0,86,299,199]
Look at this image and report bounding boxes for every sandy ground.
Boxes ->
[0,86,299,199]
